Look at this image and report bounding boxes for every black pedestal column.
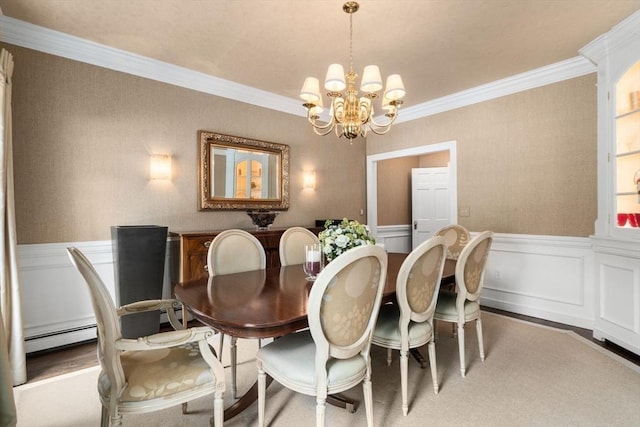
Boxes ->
[111,225,168,339]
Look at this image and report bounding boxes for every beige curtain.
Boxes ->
[0,48,26,393]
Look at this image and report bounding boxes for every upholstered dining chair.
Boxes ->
[256,244,388,427]
[371,236,447,416]
[66,247,225,427]
[279,226,320,266]
[207,229,266,399]
[433,231,494,378]
[434,224,471,261]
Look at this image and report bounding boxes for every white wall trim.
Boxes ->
[1,15,595,124]
[0,15,303,117]
[396,57,595,122]
[18,233,595,351]
[364,229,595,329]
[19,239,178,353]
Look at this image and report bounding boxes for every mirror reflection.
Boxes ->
[198,131,290,210]
[211,146,280,199]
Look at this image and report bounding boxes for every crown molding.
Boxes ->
[2,15,596,124]
[579,10,640,65]
[0,15,304,117]
[393,56,596,123]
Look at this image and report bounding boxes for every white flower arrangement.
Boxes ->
[318,218,376,263]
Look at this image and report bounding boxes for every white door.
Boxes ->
[411,167,451,249]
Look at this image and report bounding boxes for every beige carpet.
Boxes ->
[14,312,640,426]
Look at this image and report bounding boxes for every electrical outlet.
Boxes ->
[459,206,470,217]
[494,271,501,279]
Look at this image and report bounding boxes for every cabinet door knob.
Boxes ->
[203,241,212,248]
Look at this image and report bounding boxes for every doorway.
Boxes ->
[366,140,458,239]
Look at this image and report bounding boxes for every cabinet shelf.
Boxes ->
[615,107,640,120]
[616,149,640,158]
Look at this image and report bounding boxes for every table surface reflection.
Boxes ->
[174,252,455,340]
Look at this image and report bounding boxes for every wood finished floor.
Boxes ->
[25,308,640,384]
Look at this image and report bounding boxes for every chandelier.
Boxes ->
[299,1,406,141]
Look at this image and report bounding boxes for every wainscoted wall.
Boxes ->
[19,239,178,353]
[21,232,595,352]
[376,226,595,328]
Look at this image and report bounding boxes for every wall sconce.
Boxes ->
[150,154,172,181]
[303,170,316,190]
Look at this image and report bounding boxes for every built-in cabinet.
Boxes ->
[580,11,640,355]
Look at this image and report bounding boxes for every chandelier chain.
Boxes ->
[349,11,354,74]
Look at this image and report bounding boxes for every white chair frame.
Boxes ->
[434,231,493,377]
[257,244,388,427]
[66,247,225,427]
[372,236,447,415]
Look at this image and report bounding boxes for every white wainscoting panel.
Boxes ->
[374,226,595,329]
[19,239,177,353]
[19,232,595,352]
[374,225,412,254]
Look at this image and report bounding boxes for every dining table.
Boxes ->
[174,252,455,420]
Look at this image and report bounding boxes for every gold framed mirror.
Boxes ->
[198,131,290,210]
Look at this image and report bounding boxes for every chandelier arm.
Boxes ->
[313,125,336,137]
[368,110,398,128]
[307,112,336,131]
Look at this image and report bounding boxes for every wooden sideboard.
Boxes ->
[171,227,323,282]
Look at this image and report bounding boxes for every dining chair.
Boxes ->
[371,235,447,416]
[433,230,494,378]
[207,228,266,399]
[279,226,320,266]
[434,224,471,261]
[256,244,388,427]
[66,247,225,427]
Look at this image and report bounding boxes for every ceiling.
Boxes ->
[1,0,639,109]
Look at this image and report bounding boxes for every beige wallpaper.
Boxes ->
[370,75,598,237]
[5,44,367,244]
[6,42,598,242]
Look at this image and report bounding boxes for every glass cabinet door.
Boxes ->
[614,61,640,230]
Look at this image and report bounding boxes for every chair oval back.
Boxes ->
[456,231,493,300]
[279,227,320,266]
[66,248,126,393]
[396,236,447,324]
[207,229,266,276]
[434,224,471,260]
[308,245,387,361]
